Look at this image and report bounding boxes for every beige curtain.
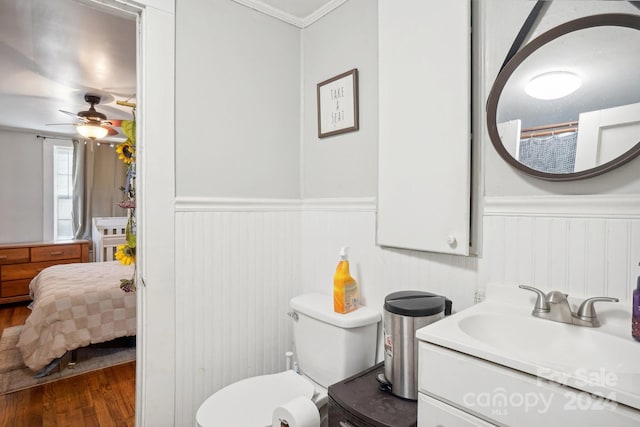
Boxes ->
[72,140,127,241]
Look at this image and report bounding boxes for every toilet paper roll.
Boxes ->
[272,396,320,427]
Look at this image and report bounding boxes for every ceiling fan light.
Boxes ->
[525,71,582,100]
[78,123,109,139]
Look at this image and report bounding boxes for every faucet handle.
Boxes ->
[518,285,550,313]
[575,297,619,326]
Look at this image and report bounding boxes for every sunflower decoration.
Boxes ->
[117,205,137,292]
[115,104,138,292]
[116,140,135,164]
[115,243,135,265]
[117,119,136,165]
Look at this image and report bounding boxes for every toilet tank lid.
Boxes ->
[291,293,381,328]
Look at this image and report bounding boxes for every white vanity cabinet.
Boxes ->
[377,0,471,255]
[418,393,495,426]
[417,341,640,426]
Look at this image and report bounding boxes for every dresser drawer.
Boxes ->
[0,259,77,281]
[0,279,31,297]
[0,240,88,305]
[0,248,30,265]
[31,244,81,262]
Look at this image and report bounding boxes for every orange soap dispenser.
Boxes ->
[333,246,359,314]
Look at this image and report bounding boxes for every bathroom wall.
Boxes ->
[299,0,640,357]
[174,0,303,424]
[173,1,640,425]
[477,0,640,294]
[299,0,477,325]
[175,0,301,199]
[301,0,378,198]
[174,202,302,424]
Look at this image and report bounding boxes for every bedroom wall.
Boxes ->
[172,1,640,425]
[0,128,128,245]
[0,129,44,243]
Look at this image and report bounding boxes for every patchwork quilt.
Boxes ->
[17,261,136,372]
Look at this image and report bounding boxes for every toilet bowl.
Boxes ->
[196,370,323,427]
[196,293,380,427]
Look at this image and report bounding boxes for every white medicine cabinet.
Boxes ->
[377,0,471,256]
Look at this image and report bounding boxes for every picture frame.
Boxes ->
[317,68,359,138]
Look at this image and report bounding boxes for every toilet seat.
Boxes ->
[196,370,316,427]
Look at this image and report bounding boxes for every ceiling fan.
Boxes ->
[48,94,120,139]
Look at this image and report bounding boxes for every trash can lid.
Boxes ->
[384,290,449,317]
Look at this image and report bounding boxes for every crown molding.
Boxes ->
[301,0,348,28]
[231,0,348,28]
[232,0,303,27]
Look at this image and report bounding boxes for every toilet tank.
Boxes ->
[290,293,381,388]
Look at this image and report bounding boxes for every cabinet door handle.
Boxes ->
[50,251,64,256]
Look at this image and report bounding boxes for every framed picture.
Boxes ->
[317,68,359,138]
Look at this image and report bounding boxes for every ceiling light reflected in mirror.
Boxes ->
[525,71,582,100]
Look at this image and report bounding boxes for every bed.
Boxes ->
[16,260,136,373]
[15,216,136,374]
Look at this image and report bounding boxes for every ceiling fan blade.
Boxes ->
[99,104,133,118]
[105,126,119,136]
[104,119,122,127]
[59,110,83,119]
[46,123,79,126]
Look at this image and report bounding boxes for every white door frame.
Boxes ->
[87,1,176,426]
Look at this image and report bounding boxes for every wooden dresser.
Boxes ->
[0,240,89,305]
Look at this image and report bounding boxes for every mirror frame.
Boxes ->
[486,13,640,181]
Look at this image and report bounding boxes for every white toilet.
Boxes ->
[196,293,381,427]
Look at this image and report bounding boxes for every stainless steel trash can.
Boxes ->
[382,291,452,400]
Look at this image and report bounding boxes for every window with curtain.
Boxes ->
[53,145,74,240]
[42,137,126,242]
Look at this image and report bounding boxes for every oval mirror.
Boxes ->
[486,13,640,181]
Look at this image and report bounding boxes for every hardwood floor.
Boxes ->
[0,303,136,427]
[0,302,31,327]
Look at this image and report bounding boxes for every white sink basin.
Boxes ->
[458,312,640,375]
[416,283,640,410]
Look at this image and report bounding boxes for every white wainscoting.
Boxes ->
[174,199,302,425]
[482,195,640,300]
[173,195,639,425]
[300,197,479,320]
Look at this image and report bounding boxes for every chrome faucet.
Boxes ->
[518,285,618,327]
